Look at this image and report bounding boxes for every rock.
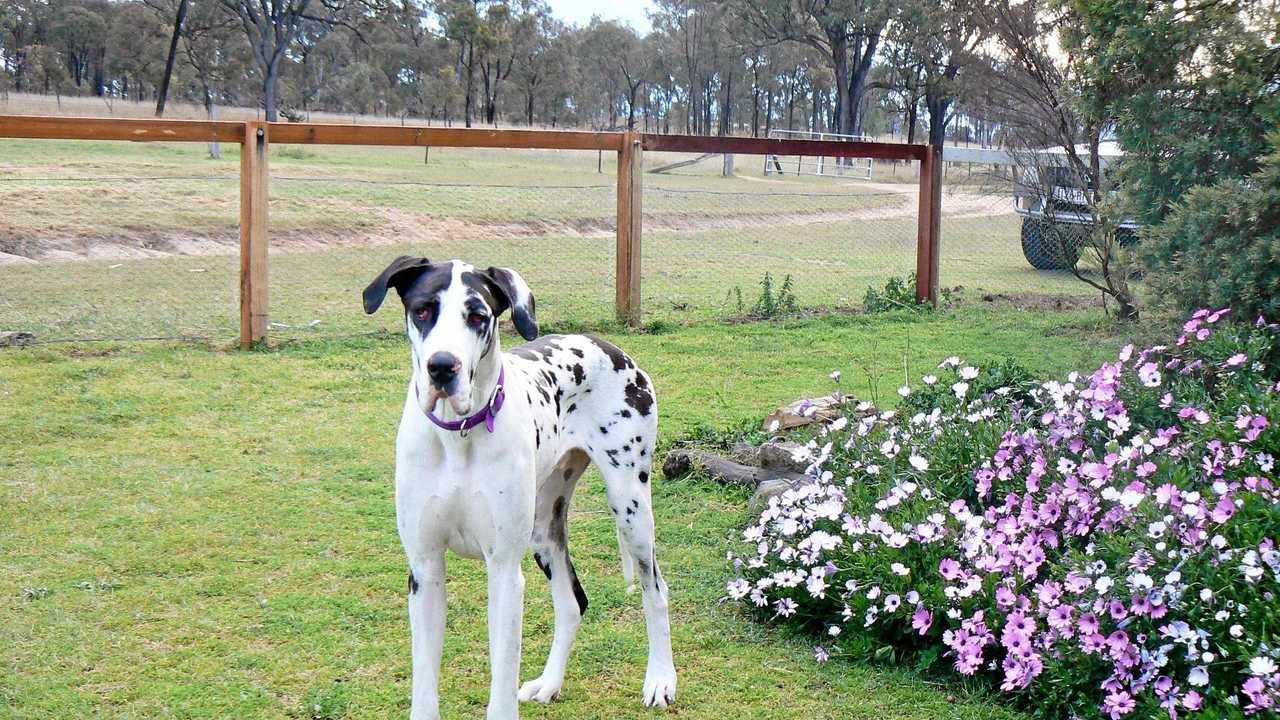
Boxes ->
[757,439,811,473]
[761,394,858,432]
[0,331,35,347]
[749,477,808,513]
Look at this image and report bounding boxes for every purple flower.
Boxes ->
[911,605,933,635]
[939,558,963,581]
[1103,690,1136,718]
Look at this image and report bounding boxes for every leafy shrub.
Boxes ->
[1140,146,1280,322]
[863,274,925,314]
[728,309,1280,719]
[734,272,799,319]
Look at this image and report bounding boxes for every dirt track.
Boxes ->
[0,189,1013,264]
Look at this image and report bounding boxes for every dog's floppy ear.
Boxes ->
[363,255,432,314]
[484,266,538,341]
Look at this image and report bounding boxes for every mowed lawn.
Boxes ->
[0,308,1124,719]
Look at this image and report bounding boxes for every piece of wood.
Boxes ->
[268,123,623,151]
[642,132,925,161]
[915,144,943,306]
[615,133,643,326]
[239,122,269,349]
[649,151,717,174]
[0,115,245,143]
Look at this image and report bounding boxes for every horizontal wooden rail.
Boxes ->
[641,133,926,161]
[0,115,245,143]
[268,123,624,150]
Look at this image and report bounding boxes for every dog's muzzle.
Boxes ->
[427,352,460,388]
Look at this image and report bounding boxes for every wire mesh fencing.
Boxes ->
[935,165,1106,309]
[1,134,1111,347]
[0,142,619,344]
[639,151,921,321]
[263,147,617,339]
[0,140,243,342]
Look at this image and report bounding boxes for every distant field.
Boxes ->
[0,132,1090,342]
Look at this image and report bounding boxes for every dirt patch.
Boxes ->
[967,290,1104,312]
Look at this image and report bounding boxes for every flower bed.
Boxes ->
[728,311,1280,719]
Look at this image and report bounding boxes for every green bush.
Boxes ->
[1140,147,1280,321]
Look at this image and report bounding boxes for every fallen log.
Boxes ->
[648,152,718,174]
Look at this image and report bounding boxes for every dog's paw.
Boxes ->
[641,667,677,708]
[518,676,563,704]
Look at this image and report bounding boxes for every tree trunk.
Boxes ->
[926,91,949,145]
[464,43,475,128]
[846,34,879,137]
[831,39,850,134]
[155,0,190,117]
[264,59,279,122]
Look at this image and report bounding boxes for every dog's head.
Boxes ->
[363,257,537,416]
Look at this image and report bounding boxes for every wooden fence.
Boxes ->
[0,115,941,348]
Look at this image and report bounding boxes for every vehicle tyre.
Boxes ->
[1021,217,1082,270]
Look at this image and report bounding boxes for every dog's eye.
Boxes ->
[467,312,487,327]
[415,305,436,323]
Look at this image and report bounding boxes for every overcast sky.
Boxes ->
[544,0,655,33]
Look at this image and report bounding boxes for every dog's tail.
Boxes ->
[616,526,640,594]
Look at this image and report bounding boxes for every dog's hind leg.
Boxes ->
[597,455,677,708]
[519,449,591,704]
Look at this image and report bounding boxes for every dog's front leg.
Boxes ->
[484,548,525,720]
[408,552,446,720]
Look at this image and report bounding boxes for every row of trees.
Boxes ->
[1,0,1027,143]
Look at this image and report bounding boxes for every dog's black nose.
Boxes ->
[427,352,459,386]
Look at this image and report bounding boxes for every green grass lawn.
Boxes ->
[0,307,1125,719]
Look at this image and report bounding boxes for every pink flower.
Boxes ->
[939,558,963,581]
[1103,690,1136,718]
[911,605,933,635]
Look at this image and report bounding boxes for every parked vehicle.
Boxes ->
[1012,140,1140,270]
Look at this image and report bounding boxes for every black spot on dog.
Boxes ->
[549,496,568,547]
[639,470,650,483]
[624,381,654,417]
[571,363,585,386]
[619,409,632,418]
[408,571,420,595]
[534,552,552,580]
[599,426,608,435]
[563,467,574,481]
[637,556,652,580]
[570,348,584,358]
[567,560,588,615]
[586,335,634,372]
[566,403,577,414]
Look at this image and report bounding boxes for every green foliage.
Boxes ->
[1139,145,1280,321]
[735,271,800,319]
[863,274,926,314]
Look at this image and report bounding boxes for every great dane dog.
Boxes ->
[362,257,676,720]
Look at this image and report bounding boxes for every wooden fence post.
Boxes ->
[616,132,643,326]
[915,143,942,306]
[239,121,269,349]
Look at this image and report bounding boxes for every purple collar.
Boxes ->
[424,366,506,434]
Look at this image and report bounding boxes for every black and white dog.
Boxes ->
[363,257,676,720]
